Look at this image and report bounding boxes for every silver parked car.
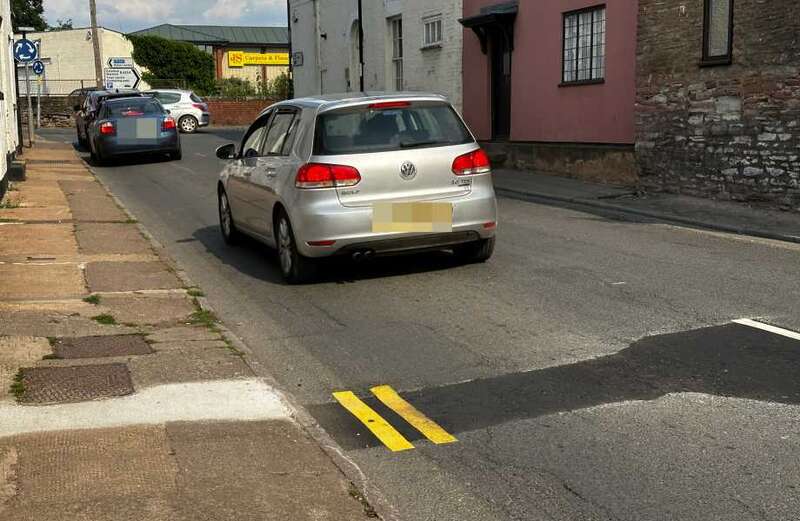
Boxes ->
[215,93,497,283]
[145,89,210,133]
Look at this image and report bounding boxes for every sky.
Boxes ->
[43,0,288,33]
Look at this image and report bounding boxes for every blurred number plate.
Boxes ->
[372,202,453,233]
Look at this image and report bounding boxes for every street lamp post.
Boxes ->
[89,0,103,88]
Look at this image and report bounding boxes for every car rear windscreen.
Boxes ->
[107,99,164,118]
[314,101,473,155]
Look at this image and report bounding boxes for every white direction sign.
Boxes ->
[104,67,141,90]
[107,57,134,68]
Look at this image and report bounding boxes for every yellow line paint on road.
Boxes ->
[371,385,457,445]
[332,391,415,452]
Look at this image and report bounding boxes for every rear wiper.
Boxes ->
[399,140,443,149]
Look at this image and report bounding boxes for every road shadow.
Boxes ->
[309,322,800,449]
[192,224,477,286]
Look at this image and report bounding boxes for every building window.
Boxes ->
[702,0,733,65]
[390,17,404,90]
[562,5,606,85]
[423,15,442,48]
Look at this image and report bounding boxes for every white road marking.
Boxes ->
[0,378,290,438]
[732,318,800,341]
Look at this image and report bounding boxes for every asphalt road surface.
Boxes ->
[42,128,800,521]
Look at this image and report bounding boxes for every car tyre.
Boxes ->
[169,149,182,161]
[455,237,495,263]
[218,189,242,246]
[178,115,198,134]
[276,210,317,284]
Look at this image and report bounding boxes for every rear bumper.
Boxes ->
[200,113,210,127]
[97,133,180,157]
[288,176,497,258]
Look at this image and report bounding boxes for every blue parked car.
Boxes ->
[88,96,182,164]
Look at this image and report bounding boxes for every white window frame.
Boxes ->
[390,16,404,90]
[422,14,443,48]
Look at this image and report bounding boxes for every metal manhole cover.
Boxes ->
[53,334,153,359]
[18,364,134,404]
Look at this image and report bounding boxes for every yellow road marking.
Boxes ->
[370,385,457,445]
[332,391,415,452]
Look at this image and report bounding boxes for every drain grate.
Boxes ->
[18,364,134,404]
[26,159,83,165]
[53,334,153,359]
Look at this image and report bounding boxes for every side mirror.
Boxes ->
[216,143,236,160]
[165,109,171,115]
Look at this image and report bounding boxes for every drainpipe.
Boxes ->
[357,0,364,92]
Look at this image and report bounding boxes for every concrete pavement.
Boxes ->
[0,138,376,520]
[34,127,800,521]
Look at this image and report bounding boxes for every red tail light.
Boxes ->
[162,117,177,131]
[99,121,116,136]
[368,101,411,109]
[452,149,491,176]
[192,103,208,111]
[296,163,361,189]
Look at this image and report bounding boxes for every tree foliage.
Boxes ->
[128,35,216,95]
[11,0,47,31]
[48,18,73,31]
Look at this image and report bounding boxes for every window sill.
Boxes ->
[421,44,442,51]
[699,57,732,67]
[559,79,605,88]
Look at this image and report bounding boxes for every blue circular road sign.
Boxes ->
[14,39,37,63]
[32,60,45,75]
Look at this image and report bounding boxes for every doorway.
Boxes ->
[490,30,512,140]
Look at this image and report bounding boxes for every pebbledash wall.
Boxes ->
[636,0,800,210]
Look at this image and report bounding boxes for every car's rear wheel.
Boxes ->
[276,210,316,284]
[169,149,182,161]
[455,237,495,263]
[218,189,241,245]
[179,115,198,134]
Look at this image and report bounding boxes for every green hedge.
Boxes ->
[128,35,216,95]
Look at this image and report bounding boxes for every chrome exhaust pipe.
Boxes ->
[352,251,363,262]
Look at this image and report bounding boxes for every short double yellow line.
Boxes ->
[333,385,456,452]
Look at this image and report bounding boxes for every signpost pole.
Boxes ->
[24,63,34,146]
[36,77,41,129]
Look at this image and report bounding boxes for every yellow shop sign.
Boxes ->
[228,51,290,67]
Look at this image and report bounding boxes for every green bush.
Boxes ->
[128,35,215,95]
[215,77,256,98]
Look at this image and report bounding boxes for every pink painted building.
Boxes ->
[460,0,639,184]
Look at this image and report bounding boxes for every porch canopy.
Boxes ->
[458,1,518,54]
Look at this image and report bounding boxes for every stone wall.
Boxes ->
[482,141,638,186]
[20,97,74,128]
[636,0,800,210]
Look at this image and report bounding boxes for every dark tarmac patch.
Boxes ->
[310,323,800,450]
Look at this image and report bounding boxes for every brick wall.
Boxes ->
[636,0,800,210]
[200,98,278,126]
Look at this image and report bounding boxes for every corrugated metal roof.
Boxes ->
[129,24,288,46]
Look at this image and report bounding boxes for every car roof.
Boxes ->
[270,91,449,114]
[103,96,154,104]
[146,89,190,94]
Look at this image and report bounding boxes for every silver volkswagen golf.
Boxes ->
[216,93,497,283]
